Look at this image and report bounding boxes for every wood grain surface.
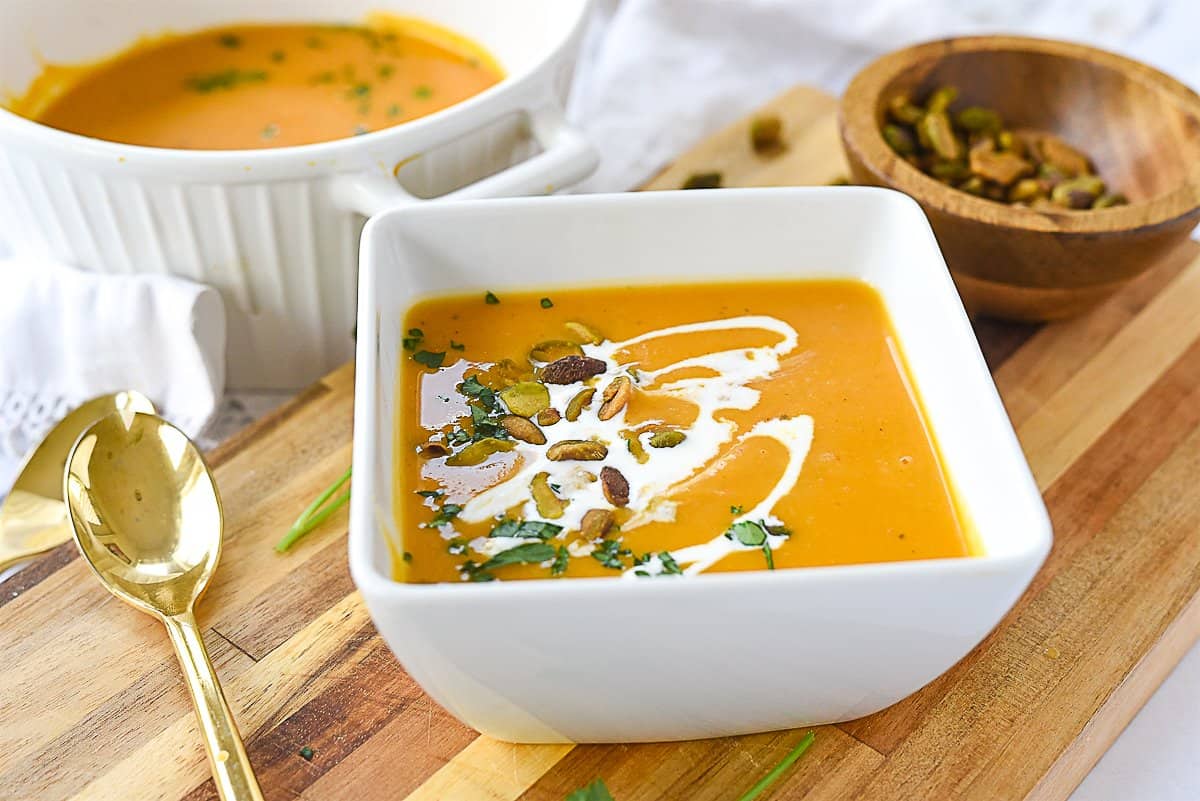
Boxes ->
[2,85,1198,801]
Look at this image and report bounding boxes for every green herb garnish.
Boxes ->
[551,546,569,576]
[378,64,395,79]
[350,82,371,97]
[387,103,402,118]
[414,84,433,99]
[428,503,463,527]
[402,551,413,563]
[540,297,554,309]
[218,33,242,49]
[484,291,501,305]
[402,327,424,351]
[413,350,446,369]
[270,50,286,63]
[186,69,268,93]
[276,467,351,552]
[735,731,815,801]
[450,340,466,350]
[565,779,615,801]
[447,538,467,555]
[480,542,556,570]
[730,505,744,515]
[489,518,563,540]
[725,520,767,547]
[415,489,443,499]
[592,539,632,570]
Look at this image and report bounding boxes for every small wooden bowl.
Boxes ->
[840,36,1200,320]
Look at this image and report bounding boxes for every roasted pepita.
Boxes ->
[600,466,630,507]
[546,440,608,461]
[648,430,686,448]
[530,471,567,519]
[501,414,546,444]
[565,387,596,421]
[541,355,607,385]
[536,408,562,426]
[564,321,604,345]
[597,376,632,421]
[580,509,615,540]
[445,437,515,466]
[499,381,551,417]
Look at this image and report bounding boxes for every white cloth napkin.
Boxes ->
[0,259,225,491]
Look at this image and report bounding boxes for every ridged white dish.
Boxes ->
[349,188,1053,743]
[0,0,597,388]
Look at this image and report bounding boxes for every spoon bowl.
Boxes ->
[0,391,154,571]
[65,410,263,801]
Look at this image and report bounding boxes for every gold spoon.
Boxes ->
[0,391,155,572]
[64,410,264,801]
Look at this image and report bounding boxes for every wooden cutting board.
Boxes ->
[3,85,1199,801]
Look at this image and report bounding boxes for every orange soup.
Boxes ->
[397,281,972,583]
[14,15,503,149]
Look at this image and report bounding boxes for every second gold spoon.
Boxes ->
[64,410,264,801]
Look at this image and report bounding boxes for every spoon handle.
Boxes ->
[163,612,265,801]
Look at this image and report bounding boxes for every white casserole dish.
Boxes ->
[0,0,597,388]
[349,188,1052,744]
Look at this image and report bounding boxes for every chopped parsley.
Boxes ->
[387,103,402,118]
[412,349,446,369]
[270,50,286,63]
[414,84,433,99]
[488,518,563,540]
[447,538,467,555]
[427,504,462,527]
[402,327,424,351]
[186,69,268,93]
[724,520,790,571]
[415,489,443,499]
[450,340,466,350]
[463,542,557,581]
[484,291,501,305]
[592,539,632,570]
[402,551,413,563]
[633,550,682,577]
[730,505,745,515]
[378,63,395,79]
[218,33,242,49]
[540,297,554,309]
[551,546,569,576]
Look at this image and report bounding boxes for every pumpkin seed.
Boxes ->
[564,321,604,345]
[565,387,596,421]
[530,340,584,363]
[546,440,608,461]
[750,114,784,154]
[600,466,630,507]
[536,408,561,426]
[886,93,924,125]
[968,140,1032,186]
[1038,134,1091,177]
[530,471,566,519]
[419,442,448,458]
[883,124,916,156]
[580,509,614,540]
[501,414,546,445]
[622,430,649,464]
[499,381,550,417]
[1051,175,1105,209]
[542,355,607,385]
[1092,192,1128,209]
[955,106,1001,133]
[918,112,962,161]
[926,85,958,113]
[597,376,632,421]
[445,437,515,466]
[648,430,686,448]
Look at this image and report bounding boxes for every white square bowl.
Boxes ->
[349,188,1052,744]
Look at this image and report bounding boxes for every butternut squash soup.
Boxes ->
[13,15,503,149]
[398,280,972,583]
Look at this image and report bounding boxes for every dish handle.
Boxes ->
[333,106,598,216]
